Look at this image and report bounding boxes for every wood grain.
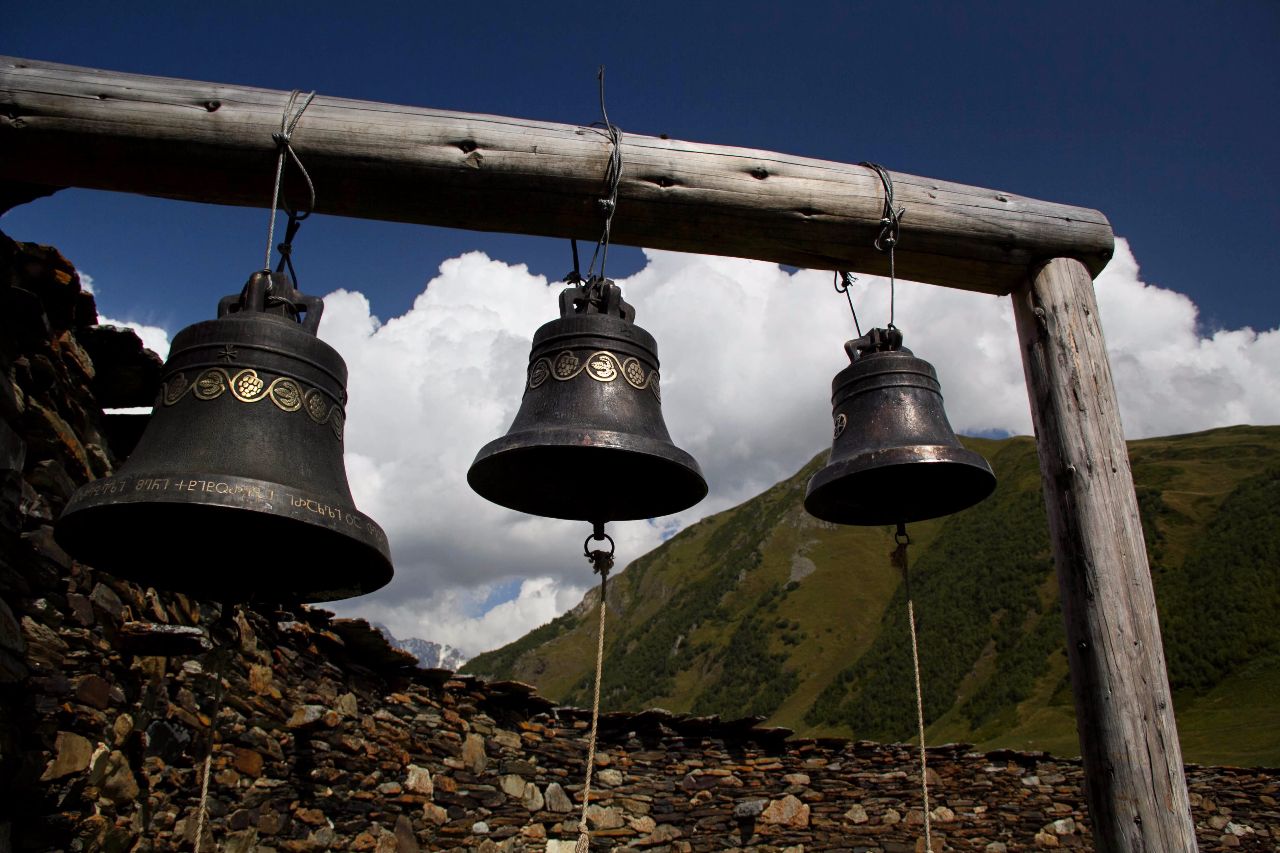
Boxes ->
[0,56,1113,295]
[1013,258,1196,852]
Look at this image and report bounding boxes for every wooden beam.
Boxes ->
[0,56,1113,295]
[1013,258,1195,852]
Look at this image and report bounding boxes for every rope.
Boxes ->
[907,599,933,850]
[190,606,235,852]
[576,529,614,853]
[264,89,317,273]
[895,523,933,851]
[193,749,213,852]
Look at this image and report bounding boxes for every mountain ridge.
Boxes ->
[465,425,1280,765]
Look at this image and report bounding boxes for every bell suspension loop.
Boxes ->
[892,522,933,852]
[576,523,615,853]
[264,89,317,279]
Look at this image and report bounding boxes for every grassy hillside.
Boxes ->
[464,425,1280,765]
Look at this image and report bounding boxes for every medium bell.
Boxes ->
[805,327,995,526]
[468,278,707,522]
[56,270,393,602]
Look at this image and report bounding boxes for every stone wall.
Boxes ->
[1,229,1277,852]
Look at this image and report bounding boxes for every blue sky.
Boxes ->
[4,0,1278,334]
[4,2,1279,651]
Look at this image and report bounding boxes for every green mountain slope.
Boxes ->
[464,425,1280,765]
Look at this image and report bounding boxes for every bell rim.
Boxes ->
[56,471,393,603]
[804,444,997,526]
[468,427,707,522]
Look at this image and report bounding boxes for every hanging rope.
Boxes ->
[585,66,623,282]
[576,525,615,853]
[192,748,213,852]
[264,89,317,282]
[860,162,906,329]
[893,522,932,851]
[191,607,234,853]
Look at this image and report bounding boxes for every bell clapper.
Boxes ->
[575,522,615,853]
[892,521,933,852]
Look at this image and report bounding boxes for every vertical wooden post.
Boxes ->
[1012,257,1196,851]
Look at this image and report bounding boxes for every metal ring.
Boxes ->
[583,532,616,559]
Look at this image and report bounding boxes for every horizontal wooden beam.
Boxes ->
[0,56,1113,294]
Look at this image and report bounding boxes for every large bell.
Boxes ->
[468,278,707,523]
[56,270,393,602]
[805,327,995,526]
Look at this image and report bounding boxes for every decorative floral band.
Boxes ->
[527,350,660,399]
[159,368,345,440]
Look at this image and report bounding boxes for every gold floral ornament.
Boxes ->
[194,370,227,400]
[231,369,266,401]
[525,350,660,398]
[587,355,617,381]
[270,378,303,412]
[529,359,551,389]
[554,352,581,378]
[303,389,329,423]
[162,371,189,405]
[623,359,647,387]
[159,368,345,439]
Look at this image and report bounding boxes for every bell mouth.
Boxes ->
[804,444,996,526]
[468,428,707,522]
[56,472,392,603]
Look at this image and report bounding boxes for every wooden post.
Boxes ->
[1012,258,1196,851]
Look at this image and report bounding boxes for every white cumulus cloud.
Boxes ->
[98,316,171,362]
[1093,242,1280,437]
[79,268,173,360]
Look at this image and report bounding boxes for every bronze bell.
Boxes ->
[805,327,995,526]
[56,270,393,602]
[468,278,707,523]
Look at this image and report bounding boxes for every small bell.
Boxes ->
[56,270,393,602]
[805,327,995,526]
[468,277,706,522]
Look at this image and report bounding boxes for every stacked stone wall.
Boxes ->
[1,230,1277,852]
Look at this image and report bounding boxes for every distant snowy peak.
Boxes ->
[371,622,468,671]
[398,637,468,671]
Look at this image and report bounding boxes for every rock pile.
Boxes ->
[2,229,1277,851]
